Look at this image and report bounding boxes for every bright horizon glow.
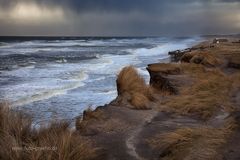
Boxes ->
[1,3,65,24]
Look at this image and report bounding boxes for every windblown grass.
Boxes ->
[116,66,154,109]
[148,126,230,160]
[181,51,221,67]
[130,92,150,109]
[180,63,206,75]
[161,64,233,119]
[0,103,99,160]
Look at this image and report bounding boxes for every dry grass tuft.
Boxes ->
[148,126,230,160]
[117,66,148,95]
[181,51,221,67]
[200,52,221,67]
[161,64,233,119]
[0,103,99,160]
[130,92,150,109]
[180,63,206,75]
[116,66,154,109]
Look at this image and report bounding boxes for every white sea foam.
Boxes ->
[131,43,188,57]
[93,54,141,75]
[11,71,88,107]
[23,65,36,69]
[12,82,85,107]
[137,67,149,76]
[86,76,106,83]
[94,89,117,95]
[56,58,67,63]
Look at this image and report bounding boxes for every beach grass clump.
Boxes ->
[180,63,206,75]
[161,64,233,119]
[181,51,220,67]
[148,127,229,160]
[0,103,99,160]
[116,66,154,109]
[130,92,150,109]
[199,52,221,67]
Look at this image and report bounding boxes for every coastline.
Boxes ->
[76,37,240,159]
[0,37,200,122]
[1,37,240,159]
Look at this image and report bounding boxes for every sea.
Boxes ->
[0,36,203,123]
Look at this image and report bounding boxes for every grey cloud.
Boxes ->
[0,0,239,36]
[0,0,238,12]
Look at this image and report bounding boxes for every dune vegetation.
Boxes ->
[161,63,233,119]
[145,39,240,159]
[181,51,221,67]
[115,66,154,109]
[0,103,99,160]
[148,126,232,160]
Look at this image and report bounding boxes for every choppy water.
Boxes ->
[0,37,202,122]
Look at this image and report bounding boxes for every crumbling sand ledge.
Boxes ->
[1,37,240,160]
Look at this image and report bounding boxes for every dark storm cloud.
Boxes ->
[0,0,238,12]
[0,0,169,12]
[218,0,240,2]
[0,0,239,36]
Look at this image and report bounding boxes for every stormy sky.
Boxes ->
[0,0,239,36]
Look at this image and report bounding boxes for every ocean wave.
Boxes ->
[82,57,114,74]
[56,58,67,63]
[92,54,140,75]
[0,53,101,70]
[11,71,88,107]
[130,43,188,57]
[0,42,8,47]
[0,37,203,122]
[94,89,117,95]
[137,67,149,76]
[71,70,89,81]
[86,76,106,83]
[7,40,124,48]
